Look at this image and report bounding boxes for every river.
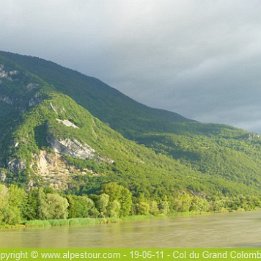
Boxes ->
[0,211,260,247]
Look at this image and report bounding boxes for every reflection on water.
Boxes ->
[0,211,261,247]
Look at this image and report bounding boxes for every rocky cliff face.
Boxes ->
[6,134,114,189]
[0,64,44,110]
[47,136,114,164]
[47,137,96,160]
[8,159,26,173]
[0,91,43,109]
[0,95,13,105]
[0,64,18,80]
[35,150,72,189]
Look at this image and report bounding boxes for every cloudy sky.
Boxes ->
[1,0,261,132]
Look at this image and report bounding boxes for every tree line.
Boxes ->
[0,182,260,226]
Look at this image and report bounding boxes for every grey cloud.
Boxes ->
[1,0,261,132]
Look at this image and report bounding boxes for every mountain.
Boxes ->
[0,51,239,138]
[0,50,261,212]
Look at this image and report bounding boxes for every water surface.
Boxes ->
[0,211,260,247]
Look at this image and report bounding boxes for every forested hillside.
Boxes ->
[0,51,260,226]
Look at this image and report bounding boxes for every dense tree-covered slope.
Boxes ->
[0,51,240,138]
[0,51,261,216]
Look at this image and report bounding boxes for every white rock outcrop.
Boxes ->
[0,95,13,105]
[56,119,79,129]
[36,150,71,189]
[28,92,42,107]
[0,64,18,80]
[48,137,95,160]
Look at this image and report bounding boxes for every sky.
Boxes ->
[1,0,261,132]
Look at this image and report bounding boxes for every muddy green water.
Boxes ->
[0,211,260,247]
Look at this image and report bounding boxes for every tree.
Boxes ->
[7,185,26,224]
[38,188,49,220]
[96,193,109,217]
[0,184,26,225]
[23,189,40,220]
[190,196,209,212]
[0,184,9,224]
[173,192,193,212]
[38,191,69,219]
[45,193,69,219]
[102,183,122,201]
[102,183,132,217]
[135,193,150,215]
[136,201,150,215]
[119,187,132,217]
[107,200,121,218]
[149,200,159,215]
[67,195,97,218]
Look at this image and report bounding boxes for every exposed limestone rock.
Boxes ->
[56,119,79,129]
[46,134,114,163]
[48,137,96,160]
[0,66,8,79]
[34,150,98,189]
[27,180,34,189]
[8,159,26,173]
[0,72,8,79]
[0,95,13,105]
[36,150,71,189]
[0,64,18,80]
[50,102,58,114]
[0,92,41,109]
[26,82,38,91]
[28,92,42,107]
[9,70,18,76]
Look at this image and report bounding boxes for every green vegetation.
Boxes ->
[0,183,260,227]
[24,217,119,229]
[1,51,260,192]
[0,51,261,226]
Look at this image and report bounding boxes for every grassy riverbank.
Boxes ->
[24,215,160,228]
[25,217,120,228]
[0,215,154,230]
[1,208,259,230]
